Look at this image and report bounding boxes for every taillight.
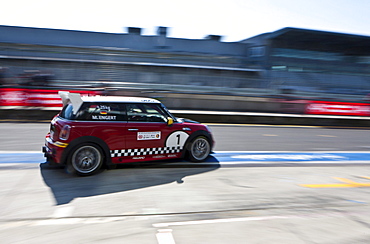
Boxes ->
[50,124,55,132]
[50,124,55,138]
[59,125,71,140]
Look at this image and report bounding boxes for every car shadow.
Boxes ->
[40,156,220,205]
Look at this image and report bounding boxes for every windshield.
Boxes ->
[160,103,178,122]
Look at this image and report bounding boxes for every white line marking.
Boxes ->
[153,215,290,228]
[52,206,74,218]
[231,154,345,160]
[206,123,323,128]
[156,229,176,244]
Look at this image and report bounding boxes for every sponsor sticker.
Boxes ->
[133,157,145,160]
[137,131,161,140]
[153,155,166,159]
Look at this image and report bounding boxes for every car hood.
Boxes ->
[176,118,200,124]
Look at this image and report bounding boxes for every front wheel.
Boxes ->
[69,143,103,176]
[187,136,211,162]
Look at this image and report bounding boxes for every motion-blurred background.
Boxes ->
[1,0,370,119]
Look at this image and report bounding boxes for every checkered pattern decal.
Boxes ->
[110,146,183,158]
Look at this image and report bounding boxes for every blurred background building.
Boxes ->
[242,28,370,96]
[1,25,370,112]
[0,25,259,89]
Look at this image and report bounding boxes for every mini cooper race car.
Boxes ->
[43,92,214,176]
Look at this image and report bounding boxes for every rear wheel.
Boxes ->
[188,136,211,162]
[69,143,103,176]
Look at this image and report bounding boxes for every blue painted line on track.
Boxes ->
[212,152,370,162]
[1,152,370,164]
[0,153,45,164]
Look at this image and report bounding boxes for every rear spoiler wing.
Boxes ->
[58,91,83,115]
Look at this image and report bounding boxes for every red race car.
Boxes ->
[43,92,214,176]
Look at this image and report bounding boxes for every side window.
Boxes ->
[127,103,168,122]
[65,103,127,121]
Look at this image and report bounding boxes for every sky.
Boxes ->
[0,0,369,42]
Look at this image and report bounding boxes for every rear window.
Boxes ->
[60,102,127,121]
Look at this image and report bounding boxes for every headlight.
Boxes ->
[205,125,212,133]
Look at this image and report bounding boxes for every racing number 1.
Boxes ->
[165,131,189,148]
[176,134,181,145]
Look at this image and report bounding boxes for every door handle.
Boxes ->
[128,128,139,131]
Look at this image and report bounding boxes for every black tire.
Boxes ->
[187,136,211,162]
[68,143,103,176]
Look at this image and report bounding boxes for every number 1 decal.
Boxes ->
[176,134,181,145]
[166,131,189,148]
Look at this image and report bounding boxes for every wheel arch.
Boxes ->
[61,136,112,167]
[181,130,213,158]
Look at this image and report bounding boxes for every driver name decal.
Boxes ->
[137,131,161,140]
[92,115,116,120]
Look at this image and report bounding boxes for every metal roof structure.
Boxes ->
[243,27,370,54]
[0,25,245,56]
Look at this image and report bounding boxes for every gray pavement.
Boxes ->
[1,163,370,243]
[1,123,370,243]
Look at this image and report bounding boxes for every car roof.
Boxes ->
[81,96,161,104]
[59,92,161,115]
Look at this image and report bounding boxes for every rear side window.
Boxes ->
[60,103,75,120]
[60,103,127,121]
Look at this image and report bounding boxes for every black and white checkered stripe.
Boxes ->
[110,146,183,158]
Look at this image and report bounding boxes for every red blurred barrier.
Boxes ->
[305,101,370,116]
[0,88,100,107]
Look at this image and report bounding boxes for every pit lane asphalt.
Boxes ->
[1,123,370,243]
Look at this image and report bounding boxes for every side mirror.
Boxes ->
[167,117,174,126]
